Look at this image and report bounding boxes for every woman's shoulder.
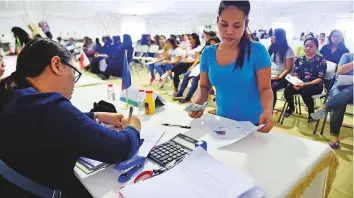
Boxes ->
[250,41,267,52]
[4,88,68,113]
[202,44,217,54]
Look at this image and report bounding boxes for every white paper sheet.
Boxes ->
[137,128,165,157]
[189,64,200,77]
[285,74,303,86]
[239,188,265,198]
[207,116,264,148]
[336,75,353,86]
[121,147,255,198]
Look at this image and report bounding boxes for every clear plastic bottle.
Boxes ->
[137,89,146,114]
[107,84,116,103]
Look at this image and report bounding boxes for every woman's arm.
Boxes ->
[337,53,353,75]
[48,101,141,164]
[187,53,201,70]
[278,57,294,79]
[194,72,211,105]
[257,67,273,114]
[169,56,182,65]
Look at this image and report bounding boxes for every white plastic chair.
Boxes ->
[141,45,159,62]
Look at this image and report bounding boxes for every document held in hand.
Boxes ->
[120,147,255,198]
[285,74,303,86]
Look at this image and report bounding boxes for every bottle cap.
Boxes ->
[146,90,153,94]
[139,89,145,92]
[108,84,113,87]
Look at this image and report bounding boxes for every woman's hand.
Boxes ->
[121,115,142,132]
[294,83,306,90]
[258,111,273,133]
[188,109,204,119]
[96,112,124,129]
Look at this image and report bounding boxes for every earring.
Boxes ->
[58,72,61,75]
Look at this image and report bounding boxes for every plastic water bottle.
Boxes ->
[137,89,146,114]
[107,84,116,103]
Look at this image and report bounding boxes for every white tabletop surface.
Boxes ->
[71,85,332,198]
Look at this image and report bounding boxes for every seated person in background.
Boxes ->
[0,38,141,197]
[171,33,203,96]
[65,37,76,54]
[156,38,183,82]
[38,20,52,39]
[0,55,4,78]
[149,35,168,84]
[11,27,31,46]
[179,34,191,49]
[94,37,102,52]
[320,30,349,64]
[268,28,294,109]
[174,36,221,103]
[318,33,327,50]
[300,32,305,41]
[283,38,327,122]
[112,36,121,49]
[206,31,217,45]
[83,37,95,59]
[294,33,318,58]
[99,34,134,80]
[28,23,42,39]
[57,37,65,46]
[311,53,353,149]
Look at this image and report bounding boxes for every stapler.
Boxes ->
[115,156,146,183]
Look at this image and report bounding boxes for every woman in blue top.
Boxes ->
[0,38,141,197]
[189,0,274,133]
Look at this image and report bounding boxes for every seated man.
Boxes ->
[0,57,4,78]
[311,53,354,149]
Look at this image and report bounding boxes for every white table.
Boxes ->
[71,85,338,198]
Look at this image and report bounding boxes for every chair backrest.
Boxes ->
[148,45,159,53]
[325,60,337,80]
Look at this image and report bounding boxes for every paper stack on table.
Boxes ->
[120,147,261,198]
[285,74,303,86]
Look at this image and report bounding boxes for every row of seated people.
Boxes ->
[85,35,134,79]
[144,31,219,103]
[269,28,352,149]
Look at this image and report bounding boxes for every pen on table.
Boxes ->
[162,123,191,129]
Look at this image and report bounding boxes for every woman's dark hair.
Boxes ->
[328,30,346,49]
[268,28,289,63]
[0,38,71,111]
[123,34,133,47]
[304,37,319,48]
[300,32,305,37]
[218,0,251,70]
[167,38,178,49]
[207,31,217,37]
[190,33,201,49]
[209,36,221,44]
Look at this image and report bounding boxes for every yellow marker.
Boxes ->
[145,90,155,115]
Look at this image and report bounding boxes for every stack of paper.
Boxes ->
[285,74,303,86]
[121,147,262,198]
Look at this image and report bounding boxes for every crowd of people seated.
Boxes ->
[268,28,351,149]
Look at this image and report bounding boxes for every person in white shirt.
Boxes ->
[149,35,168,84]
[170,33,202,96]
[318,33,327,50]
[155,37,183,83]
[179,34,191,50]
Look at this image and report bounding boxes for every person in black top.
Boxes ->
[284,37,327,122]
[320,30,349,64]
[11,27,31,46]
[0,38,142,197]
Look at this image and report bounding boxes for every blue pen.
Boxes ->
[129,106,133,117]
